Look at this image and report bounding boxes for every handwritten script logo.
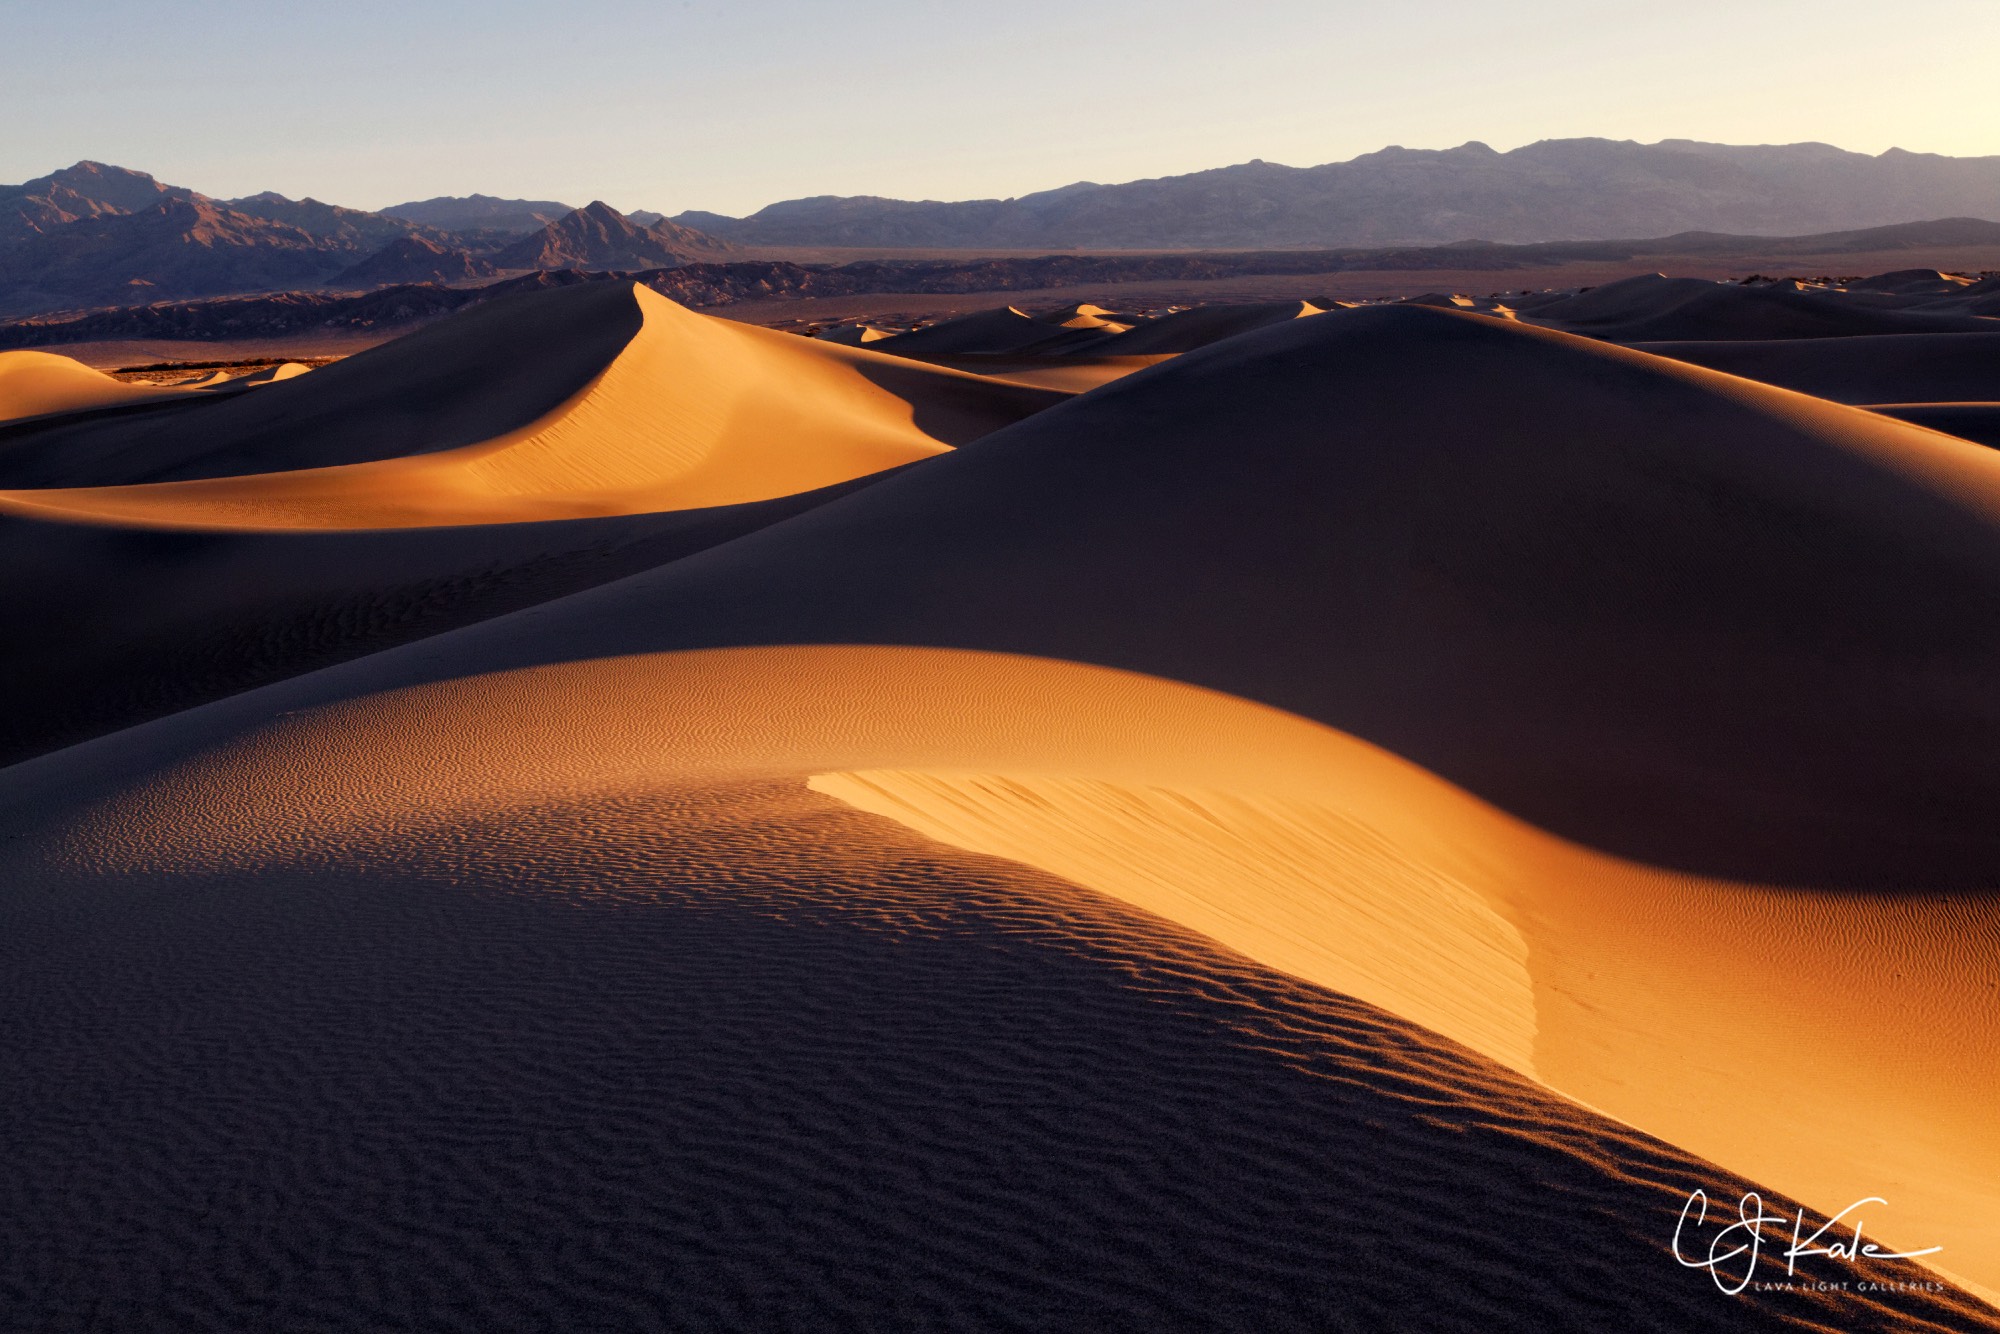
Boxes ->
[1673,1190,1943,1295]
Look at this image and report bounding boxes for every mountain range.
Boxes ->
[6,139,2000,318]
[673,139,2000,249]
[0,164,729,315]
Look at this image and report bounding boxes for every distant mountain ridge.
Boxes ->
[379,193,577,234]
[0,165,724,315]
[7,140,2000,317]
[671,138,2000,249]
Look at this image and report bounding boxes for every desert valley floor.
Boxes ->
[1,270,1997,1331]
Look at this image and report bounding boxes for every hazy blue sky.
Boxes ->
[5,0,1996,216]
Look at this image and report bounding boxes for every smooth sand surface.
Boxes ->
[3,287,1997,1328]
[0,284,1062,530]
[0,349,183,424]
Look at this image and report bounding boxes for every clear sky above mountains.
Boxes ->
[6,0,1996,218]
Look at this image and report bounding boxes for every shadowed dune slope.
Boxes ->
[0,349,180,425]
[1526,272,2000,341]
[1636,332,2000,405]
[0,285,1064,530]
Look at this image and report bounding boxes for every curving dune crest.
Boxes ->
[0,284,1064,530]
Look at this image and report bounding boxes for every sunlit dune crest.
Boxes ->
[0,285,1062,529]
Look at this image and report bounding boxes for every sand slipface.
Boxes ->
[2,283,1998,1328]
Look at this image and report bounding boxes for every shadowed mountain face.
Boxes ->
[490,201,732,271]
[676,138,2000,248]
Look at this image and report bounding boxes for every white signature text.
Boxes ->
[1672,1190,1943,1295]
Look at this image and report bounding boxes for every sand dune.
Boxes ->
[869,306,1073,356]
[512,306,2000,884]
[3,284,1997,1326]
[0,475,885,765]
[1398,291,1477,308]
[0,282,648,488]
[1526,271,2000,340]
[1038,302,1142,331]
[11,654,1990,1330]
[0,284,1063,529]
[1084,299,1321,354]
[811,322,893,345]
[233,360,311,385]
[894,353,1172,394]
[0,348,181,424]
[170,302,1993,1288]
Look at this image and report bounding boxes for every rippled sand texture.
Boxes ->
[2,280,1998,1331]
